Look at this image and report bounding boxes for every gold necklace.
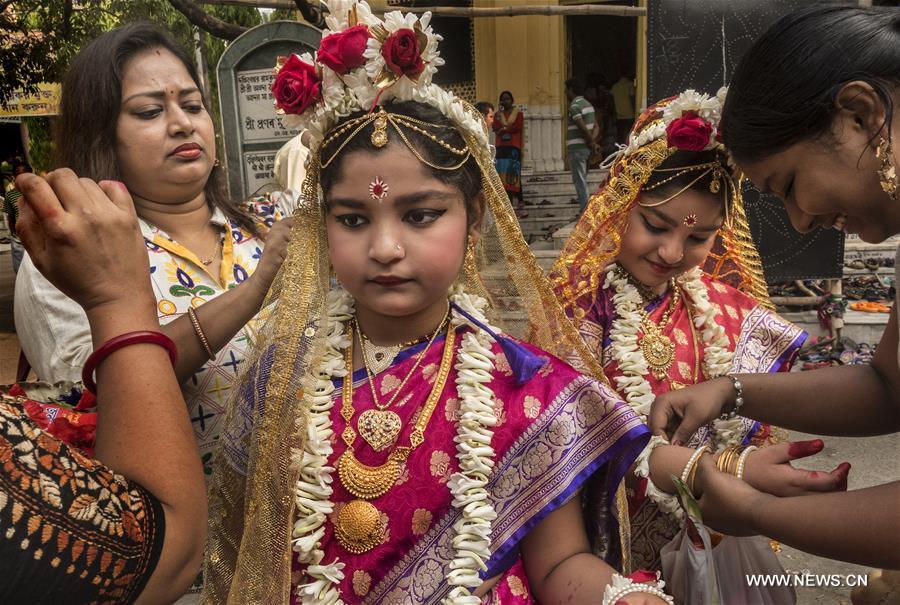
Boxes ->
[353,305,449,451]
[335,321,456,554]
[356,305,449,374]
[668,298,702,390]
[639,281,680,380]
[614,265,661,304]
[200,232,222,266]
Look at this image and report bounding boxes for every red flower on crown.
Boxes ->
[318,25,371,75]
[272,54,321,116]
[666,111,714,151]
[381,28,425,78]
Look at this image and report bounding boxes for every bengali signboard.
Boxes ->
[218,21,320,198]
[0,84,61,117]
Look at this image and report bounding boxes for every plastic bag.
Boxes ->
[660,478,796,604]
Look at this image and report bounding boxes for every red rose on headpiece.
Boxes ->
[381,28,425,78]
[318,25,371,75]
[666,111,713,151]
[272,54,321,115]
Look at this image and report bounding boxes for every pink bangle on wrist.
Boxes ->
[82,331,178,395]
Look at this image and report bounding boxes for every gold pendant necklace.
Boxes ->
[639,281,680,380]
[334,321,456,554]
[354,306,449,451]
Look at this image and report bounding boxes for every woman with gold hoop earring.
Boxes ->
[650,5,900,573]
[550,90,844,599]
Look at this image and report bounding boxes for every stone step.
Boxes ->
[521,180,607,197]
[517,204,581,220]
[521,171,606,189]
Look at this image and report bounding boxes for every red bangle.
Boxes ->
[82,331,178,395]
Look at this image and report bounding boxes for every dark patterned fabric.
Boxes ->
[0,396,165,604]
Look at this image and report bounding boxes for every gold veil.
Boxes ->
[549,97,772,326]
[201,86,609,605]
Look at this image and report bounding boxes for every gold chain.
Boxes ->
[338,320,457,499]
[355,303,449,411]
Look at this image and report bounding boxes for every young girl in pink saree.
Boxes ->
[201,3,671,604]
[550,92,850,579]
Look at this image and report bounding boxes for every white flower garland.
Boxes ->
[605,265,740,520]
[290,287,498,605]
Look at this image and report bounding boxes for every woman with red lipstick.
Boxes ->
[550,90,845,589]
[649,6,900,571]
[13,24,293,482]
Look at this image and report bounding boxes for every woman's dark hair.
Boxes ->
[642,148,734,214]
[722,6,900,162]
[499,90,514,103]
[474,101,494,117]
[320,100,483,224]
[55,22,259,235]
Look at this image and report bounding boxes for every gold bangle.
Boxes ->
[716,445,745,477]
[187,306,215,360]
[681,445,710,496]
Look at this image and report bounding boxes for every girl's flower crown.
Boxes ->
[271,0,486,150]
[622,87,728,157]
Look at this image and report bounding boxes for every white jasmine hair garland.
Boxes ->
[289,288,499,605]
[274,0,487,150]
[605,265,740,521]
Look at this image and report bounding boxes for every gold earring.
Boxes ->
[464,235,478,276]
[876,136,898,201]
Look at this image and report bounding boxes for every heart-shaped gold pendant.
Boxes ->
[357,409,402,451]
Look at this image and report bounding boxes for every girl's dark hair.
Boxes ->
[722,6,900,163]
[320,100,482,223]
[642,148,733,213]
[55,22,259,235]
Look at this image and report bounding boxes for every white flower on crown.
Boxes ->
[363,10,444,96]
[621,86,728,157]
[273,0,486,150]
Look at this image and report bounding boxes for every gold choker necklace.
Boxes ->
[356,308,449,374]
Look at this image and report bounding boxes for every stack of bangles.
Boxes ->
[82,331,178,394]
[680,443,758,496]
[716,444,758,481]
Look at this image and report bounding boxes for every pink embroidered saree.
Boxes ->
[225,328,648,604]
[577,275,805,569]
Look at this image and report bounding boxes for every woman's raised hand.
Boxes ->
[648,376,735,445]
[246,216,294,298]
[15,169,153,313]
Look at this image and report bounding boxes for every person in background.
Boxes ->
[612,72,636,145]
[3,160,31,273]
[584,73,617,160]
[475,100,495,135]
[492,90,527,218]
[565,78,598,213]
[2,169,205,604]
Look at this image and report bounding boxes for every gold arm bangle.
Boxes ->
[187,306,215,360]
